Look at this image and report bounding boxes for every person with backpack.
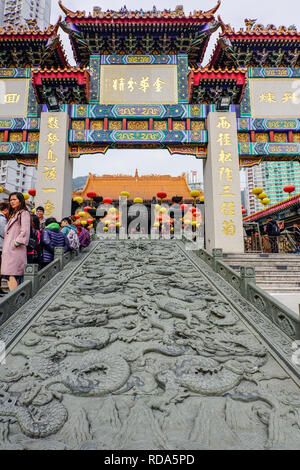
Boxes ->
[266,218,280,253]
[27,214,41,265]
[77,224,91,249]
[1,193,31,291]
[60,217,80,251]
[40,217,69,267]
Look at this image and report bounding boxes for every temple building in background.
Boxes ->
[245,162,300,214]
[73,170,196,202]
[0,0,51,29]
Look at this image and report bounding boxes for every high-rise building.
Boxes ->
[0,0,5,25]
[184,170,203,192]
[1,0,51,30]
[0,160,37,194]
[245,162,300,214]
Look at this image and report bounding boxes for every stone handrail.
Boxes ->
[0,247,81,327]
[197,247,300,341]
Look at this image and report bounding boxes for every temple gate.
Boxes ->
[0,2,299,253]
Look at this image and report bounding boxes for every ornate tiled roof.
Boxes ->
[73,171,194,201]
[32,67,89,104]
[189,67,247,104]
[0,18,69,68]
[209,20,300,69]
[59,1,221,21]
[243,194,300,223]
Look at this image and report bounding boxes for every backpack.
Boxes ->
[272,222,281,237]
[79,228,91,248]
[27,228,39,252]
[67,228,80,250]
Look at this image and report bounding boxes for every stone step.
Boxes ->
[223,253,300,259]
[228,265,300,273]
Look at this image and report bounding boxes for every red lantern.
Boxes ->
[87,191,97,199]
[103,197,112,205]
[109,224,115,229]
[194,211,201,218]
[189,207,197,213]
[180,204,188,211]
[157,192,167,200]
[87,218,93,224]
[284,185,295,196]
[75,214,80,220]
[242,209,247,215]
[158,217,163,223]
[28,189,36,197]
[84,206,92,212]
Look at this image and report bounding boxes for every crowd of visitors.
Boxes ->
[0,193,90,294]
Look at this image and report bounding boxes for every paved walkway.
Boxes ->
[0,240,299,450]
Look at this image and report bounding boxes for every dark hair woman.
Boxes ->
[1,192,30,291]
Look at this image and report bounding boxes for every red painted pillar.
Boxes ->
[149,118,154,130]
[288,131,293,143]
[168,118,172,131]
[250,131,255,143]
[186,118,191,131]
[269,131,274,142]
[122,118,127,130]
[85,118,90,130]
[104,118,108,131]
[4,130,9,142]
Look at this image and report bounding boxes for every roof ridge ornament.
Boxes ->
[58,1,84,17]
[205,0,221,16]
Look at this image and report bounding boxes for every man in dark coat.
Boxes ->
[266,218,280,253]
[40,217,69,267]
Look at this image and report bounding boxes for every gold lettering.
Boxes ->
[4,93,20,104]
[139,77,150,93]
[222,220,236,237]
[44,200,55,216]
[153,77,166,93]
[127,78,137,92]
[221,186,235,197]
[46,133,59,147]
[259,93,276,103]
[45,149,58,163]
[217,116,231,129]
[43,166,57,181]
[219,149,232,163]
[282,92,297,103]
[47,117,59,129]
[221,202,235,217]
[219,167,233,182]
[217,133,232,146]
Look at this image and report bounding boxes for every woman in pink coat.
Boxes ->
[1,193,30,291]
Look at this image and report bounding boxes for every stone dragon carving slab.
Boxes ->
[0,240,299,450]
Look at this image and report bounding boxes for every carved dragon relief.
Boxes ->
[0,240,299,450]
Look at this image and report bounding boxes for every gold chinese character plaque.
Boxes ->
[100,65,178,105]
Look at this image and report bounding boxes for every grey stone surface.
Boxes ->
[0,240,299,450]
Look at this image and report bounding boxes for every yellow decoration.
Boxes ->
[258,192,267,200]
[192,221,197,227]
[120,191,130,198]
[200,196,205,203]
[31,208,36,214]
[252,187,263,196]
[103,227,108,232]
[171,227,174,233]
[153,222,160,227]
[133,198,143,204]
[109,207,117,214]
[116,223,121,227]
[190,190,201,199]
[78,212,85,217]
[0,186,3,193]
[73,196,83,204]
[262,198,271,206]
[105,220,111,225]
[160,208,167,214]
[81,220,87,226]
[23,193,30,200]
[155,204,161,211]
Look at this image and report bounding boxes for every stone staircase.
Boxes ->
[223,253,300,293]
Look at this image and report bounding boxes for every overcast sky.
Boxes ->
[50,0,300,180]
